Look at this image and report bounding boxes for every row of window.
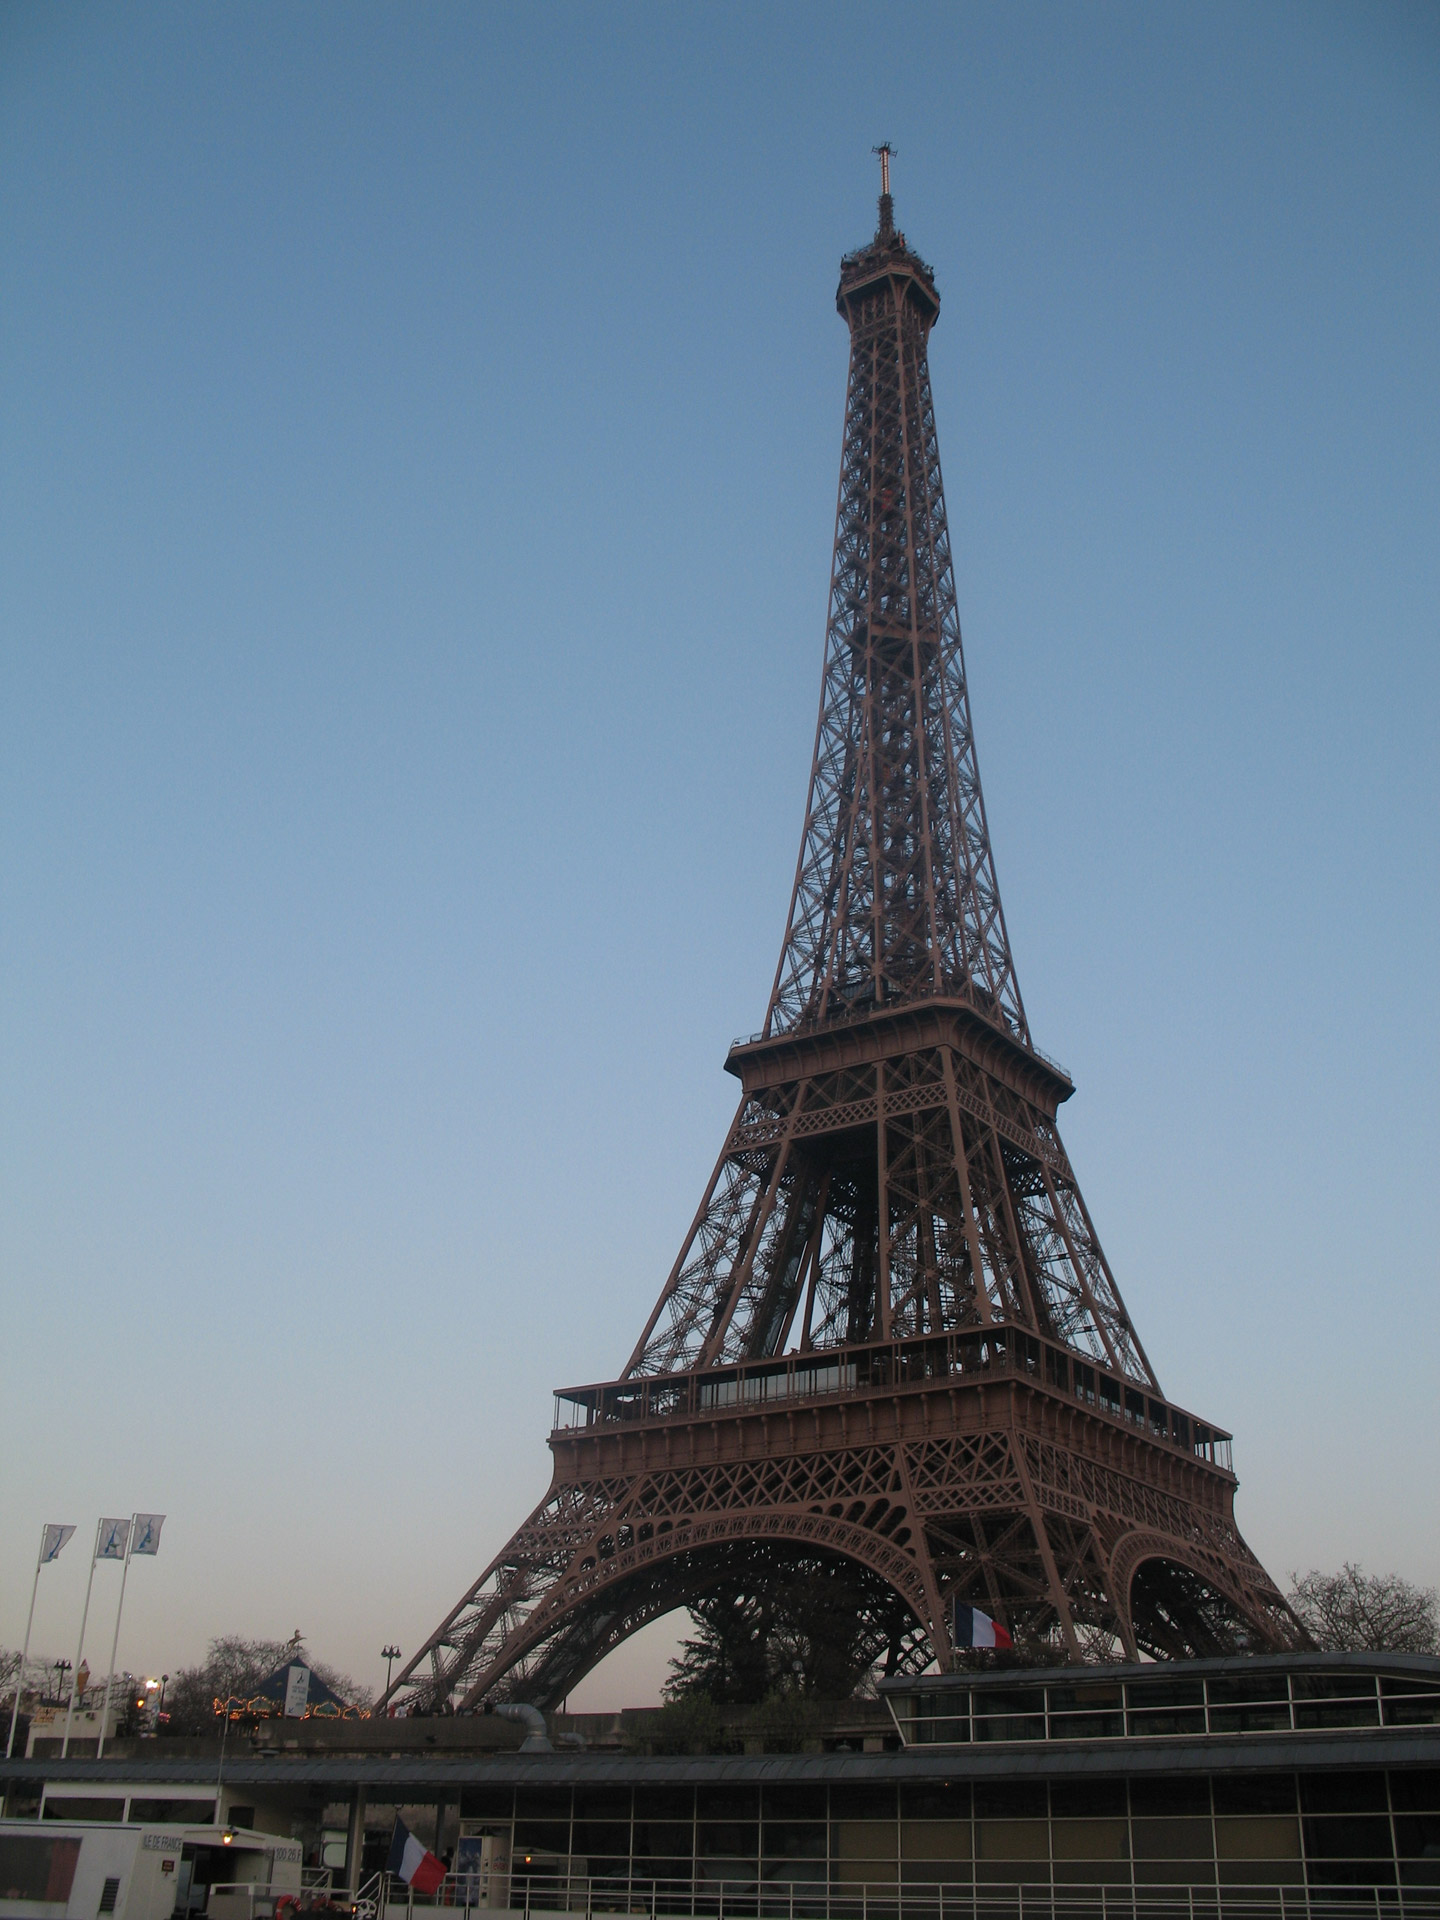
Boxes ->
[40,1797,222,1825]
[500,1813,1440,1863]
[890,1673,1440,1744]
[453,1771,1440,1825]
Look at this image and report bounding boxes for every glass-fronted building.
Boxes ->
[3,1654,1437,1916]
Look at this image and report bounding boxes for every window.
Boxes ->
[1048,1683,1124,1740]
[974,1820,1048,1865]
[512,1820,569,1853]
[831,1822,897,1885]
[1050,1780,1125,1819]
[972,1686,1044,1742]
[1214,1817,1301,1861]
[632,1786,693,1822]
[1127,1685,1206,1734]
[0,1836,81,1903]
[98,1877,122,1914]
[1292,1673,1380,1729]
[514,1786,571,1820]
[696,1785,758,1820]
[1300,1773,1387,1815]
[1214,1775,1295,1817]
[1395,1813,1440,1859]
[696,1823,757,1860]
[1130,1817,1212,1863]
[763,1785,825,1820]
[974,1782,1046,1821]
[1129,1778,1210,1819]
[571,1822,629,1861]
[910,1692,969,1743]
[899,1782,970,1820]
[460,1787,514,1820]
[129,1799,217,1825]
[573,1786,629,1821]
[900,1821,970,1863]
[830,1784,895,1821]
[1206,1673,1291,1733]
[1302,1816,1394,1859]
[831,1821,896,1862]
[1382,1677,1440,1727]
[631,1820,691,1863]
[761,1823,826,1862]
[1391,1770,1440,1813]
[1051,1819,1127,1861]
[44,1798,124,1822]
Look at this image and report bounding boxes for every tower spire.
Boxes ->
[873,141,895,237]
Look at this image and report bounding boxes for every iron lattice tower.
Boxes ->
[383,173,1295,1714]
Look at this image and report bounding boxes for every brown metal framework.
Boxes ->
[382,176,1296,1715]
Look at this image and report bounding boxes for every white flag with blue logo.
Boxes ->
[41,1524,76,1563]
[96,1518,131,1560]
[130,1515,165,1556]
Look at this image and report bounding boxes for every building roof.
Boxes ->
[6,1726,1439,1795]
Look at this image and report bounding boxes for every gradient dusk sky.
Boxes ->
[2,3,1437,1709]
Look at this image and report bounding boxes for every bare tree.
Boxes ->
[0,1647,21,1719]
[1288,1564,1438,1654]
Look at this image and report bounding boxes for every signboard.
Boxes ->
[282,1665,310,1718]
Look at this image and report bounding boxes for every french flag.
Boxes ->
[953,1599,1014,1651]
[387,1816,447,1896]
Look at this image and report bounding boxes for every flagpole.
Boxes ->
[95,1516,135,1761]
[61,1520,102,1759]
[5,1529,46,1761]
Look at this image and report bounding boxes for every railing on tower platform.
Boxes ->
[552,1327,1233,1474]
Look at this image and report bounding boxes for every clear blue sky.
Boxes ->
[3,3,1436,1708]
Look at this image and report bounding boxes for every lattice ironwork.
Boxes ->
[381,169,1297,1718]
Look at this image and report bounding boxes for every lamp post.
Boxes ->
[381,1645,401,1700]
[53,1661,71,1707]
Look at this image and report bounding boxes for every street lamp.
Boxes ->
[53,1660,71,1706]
[381,1645,401,1698]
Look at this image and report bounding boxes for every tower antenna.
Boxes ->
[872,143,895,235]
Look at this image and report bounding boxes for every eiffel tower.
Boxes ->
[383,158,1295,1714]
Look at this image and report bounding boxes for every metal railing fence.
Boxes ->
[363,1872,1440,1920]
